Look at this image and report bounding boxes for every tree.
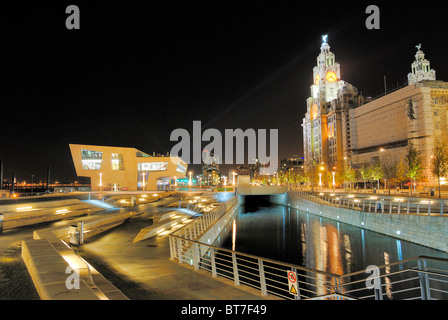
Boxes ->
[431,140,448,199]
[370,160,383,191]
[405,142,423,196]
[380,151,398,195]
[359,162,371,192]
[342,160,356,191]
[395,159,408,190]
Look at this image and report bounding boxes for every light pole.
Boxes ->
[318,173,322,188]
[99,173,103,192]
[189,171,192,191]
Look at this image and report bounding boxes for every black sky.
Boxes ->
[1,1,447,182]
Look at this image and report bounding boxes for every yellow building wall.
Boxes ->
[69,144,187,191]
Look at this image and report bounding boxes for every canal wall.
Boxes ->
[286,193,448,253]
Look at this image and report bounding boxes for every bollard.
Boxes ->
[78,221,84,245]
[69,225,80,246]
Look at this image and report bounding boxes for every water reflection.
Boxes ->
[214,204,448,276]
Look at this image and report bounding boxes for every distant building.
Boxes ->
[280,155,303,173]
[69,144,187,191]
[202,151,220,186]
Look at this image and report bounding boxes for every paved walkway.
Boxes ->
[78,207,278,300]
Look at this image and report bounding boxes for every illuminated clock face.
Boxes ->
[326,71,337,83]
[314,74,320,85]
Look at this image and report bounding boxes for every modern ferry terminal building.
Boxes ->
[69,144,188,191]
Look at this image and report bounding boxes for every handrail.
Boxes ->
[169,192,448,300]
[169,234,341,279]
[340,255,448,278]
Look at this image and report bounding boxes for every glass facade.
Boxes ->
[111,153,125,170]
[81,149,103,170]
[138,162,168,171]
[176,163,187,174]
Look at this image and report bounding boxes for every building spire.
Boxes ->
[408,44,436,85]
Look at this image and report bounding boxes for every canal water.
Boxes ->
[212,203,448,299]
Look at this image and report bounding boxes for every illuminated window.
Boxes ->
[81,149,102,170]
[176,163,187,174]
[111,153,124,170]
[138,162,168,171]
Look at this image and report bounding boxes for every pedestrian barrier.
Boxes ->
[168,192,448,300]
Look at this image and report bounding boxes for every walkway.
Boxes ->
[77,208,278,300]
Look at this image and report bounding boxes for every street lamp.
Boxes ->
[189,171,192,191]
[318,173,322,188]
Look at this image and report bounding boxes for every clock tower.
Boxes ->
[310,35,344,107]
[302,35,364,185]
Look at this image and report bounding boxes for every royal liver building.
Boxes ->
[302,35,366,174]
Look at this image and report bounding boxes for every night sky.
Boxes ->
[2,1,447,183]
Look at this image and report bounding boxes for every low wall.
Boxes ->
[1,199,104,231]
[197,196,240,246]
[287,193,448,253]
[23,211,136,300]
[22,239,100,300]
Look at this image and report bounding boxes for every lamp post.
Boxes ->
[318,173,322,188]
[189,171,192,191]
[99,173,102,192]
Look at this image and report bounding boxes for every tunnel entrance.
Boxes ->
[239,194,284,213]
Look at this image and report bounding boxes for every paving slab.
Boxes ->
[79,213,281,300]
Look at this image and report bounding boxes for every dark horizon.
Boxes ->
[2,2,447,183]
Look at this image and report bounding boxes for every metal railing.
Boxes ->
[169,235,341,300]
[169,233,448,300]
[291,191,448,216]
[169,196,239,244]
[167,192,448,300]
[337,256,448,300]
